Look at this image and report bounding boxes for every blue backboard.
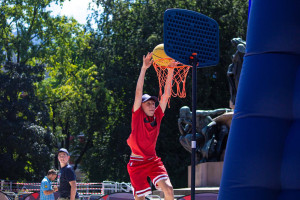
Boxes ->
[164,9,219,67]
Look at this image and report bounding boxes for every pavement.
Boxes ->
[152,187,219,199]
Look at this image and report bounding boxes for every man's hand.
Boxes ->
[142,52,153,70]
[168,61,180,68]
[53,185,58,192]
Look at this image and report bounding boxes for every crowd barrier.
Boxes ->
[0,180,132,199]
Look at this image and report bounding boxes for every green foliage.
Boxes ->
[0,0,67,64]
[0,62,54,181]
[0,0,115,181]
[35,14,116,172]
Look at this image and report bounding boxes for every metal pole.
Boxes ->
[190,53,198,200]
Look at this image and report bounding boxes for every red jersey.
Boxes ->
[127,105,164,158]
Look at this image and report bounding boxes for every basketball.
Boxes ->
[152,44,172,67]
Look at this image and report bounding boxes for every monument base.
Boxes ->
[188,161,223,187]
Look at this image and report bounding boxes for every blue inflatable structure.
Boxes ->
[219,0,300,199]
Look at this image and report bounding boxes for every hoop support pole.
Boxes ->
[190,53,198,200]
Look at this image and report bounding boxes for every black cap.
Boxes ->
[142,94,158,103]
[58,148,69,155]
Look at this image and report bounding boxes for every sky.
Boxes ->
[48,0,99,25]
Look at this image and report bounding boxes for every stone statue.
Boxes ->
[227,38,246,109]
[178,106,233,163]
[178,38,245,163]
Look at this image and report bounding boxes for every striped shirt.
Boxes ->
[40,176,55,200]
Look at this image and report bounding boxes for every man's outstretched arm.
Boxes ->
[159,62,177,113]
[133,52,153,112]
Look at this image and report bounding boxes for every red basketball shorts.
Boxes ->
[127,156,169,197]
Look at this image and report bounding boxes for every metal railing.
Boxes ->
[0,179,132,199]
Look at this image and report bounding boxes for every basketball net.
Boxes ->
[153,58,191,100]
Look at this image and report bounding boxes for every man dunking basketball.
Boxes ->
[127,52,176,200]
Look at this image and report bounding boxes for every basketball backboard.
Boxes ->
[164,9,219,67]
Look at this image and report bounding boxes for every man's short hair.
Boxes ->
[47,169,58,176]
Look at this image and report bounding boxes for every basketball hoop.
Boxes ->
[153,58,191,99]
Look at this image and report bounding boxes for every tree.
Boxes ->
[0,0,111,180]
[0,0,72,181]
[0,62,54,181]
[0,0,68,64]
[35,14,118,172]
